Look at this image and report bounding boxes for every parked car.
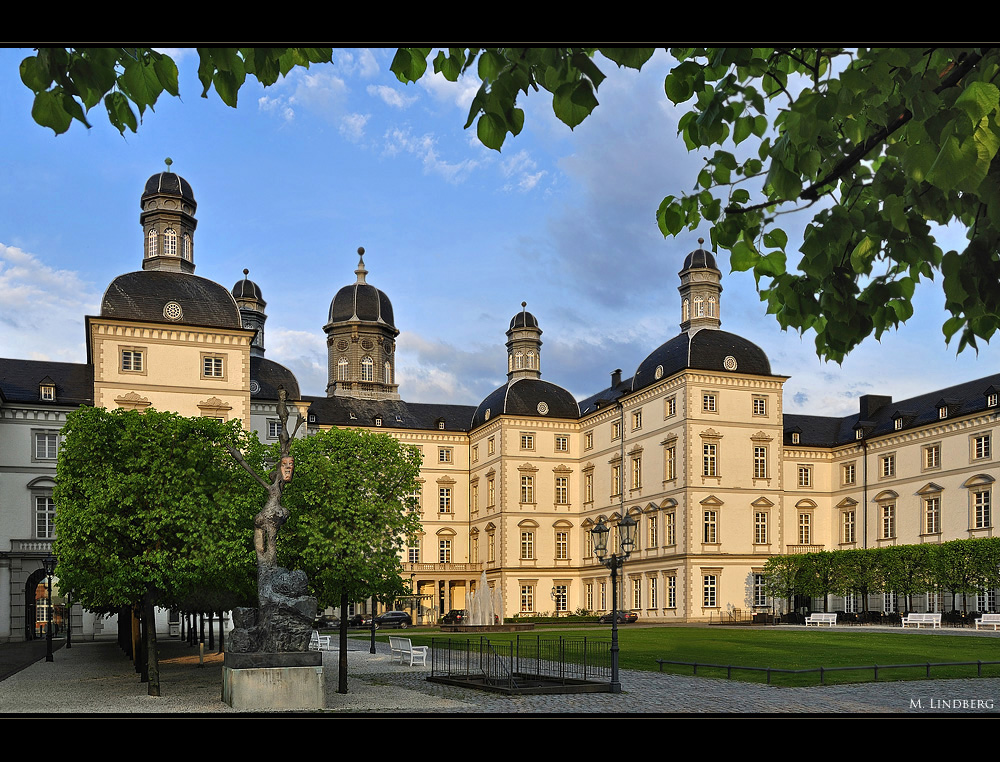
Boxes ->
[441,609,468,624]
[598,611,638,624]
[313,614,340,630]
[373,611,412,629]
[347,613,373,628]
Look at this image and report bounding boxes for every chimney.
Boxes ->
[611,369,622,388]
[859,394,892,419]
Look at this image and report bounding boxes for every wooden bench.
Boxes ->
[901,613,941,629]
[309,630,333,651]
[389,636,428,666]
[976,613,1000,630]
[805,612,838,627]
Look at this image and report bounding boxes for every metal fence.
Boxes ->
[431,635,612,692]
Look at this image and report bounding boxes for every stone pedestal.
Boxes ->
[222,651,325,711]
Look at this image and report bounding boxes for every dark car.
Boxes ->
[373,611,412,629]
[313,614,340,630]
[441,609,468,624]
[347,613,373,628]
[598,611,638,624]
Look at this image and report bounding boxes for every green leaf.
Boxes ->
[390,48,429,83]
[552,80,598,129]
[477,112,508,150]
[599,48,655,70]
[31,91,74,134]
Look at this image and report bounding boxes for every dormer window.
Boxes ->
[38,378,56,401]
[939,406,948,419]
[894,418,903,430]
[855,429,864,440]
[791,432,800,445]
[374,416,383,427]
[437,419,446,430]
[989,393,998,408]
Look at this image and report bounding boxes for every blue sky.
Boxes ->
[0,48,991,416]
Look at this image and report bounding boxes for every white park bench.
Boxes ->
[389,636,428,666]
[805,612,838,626]
[309,630,333,651]
[901,613,942,629]
[975,613,1000,630]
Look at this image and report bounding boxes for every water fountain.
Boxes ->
[442,571,532,632]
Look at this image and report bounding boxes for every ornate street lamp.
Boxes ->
[42,554,56,663]
[592,513,636,693]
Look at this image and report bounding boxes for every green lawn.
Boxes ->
[381,626,1000,687]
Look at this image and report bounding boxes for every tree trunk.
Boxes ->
[217,609,225,653]
[208,611,215,650]
[144,592,160,696]
[339,591,349,694]
[136,606,146,679]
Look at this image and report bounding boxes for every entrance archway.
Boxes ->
[24,569,65,641]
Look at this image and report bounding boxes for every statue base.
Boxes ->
[222,652,325,711]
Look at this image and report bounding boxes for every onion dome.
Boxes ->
[250,356,300,400]
[141,171,196,207]
[681,246,718,272]
[471,377,580,429]
[232,270,265,305]
[510,309,539,330]
[100,271,242,329]
[631,330,772,393]
[327,248,396,329]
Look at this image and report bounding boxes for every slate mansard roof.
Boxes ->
[0,359,94,406]
[470,378,581,429]
[305,396,476,431]
[100,270,243,330]
[251,357,300,401]
[785,373,1000,447]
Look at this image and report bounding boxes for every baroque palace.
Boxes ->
[1,171,998,641]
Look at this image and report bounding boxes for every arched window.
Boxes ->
[515,351,524,369]
[384,361,392,384]
[708,296,716,317]
[182,234,192,261]
[361,356,374,382]
[694,296,705,317]
[526,351,535,369]
[147,229,157,257]
[337,357,349,381]
[682,298,690,322]
[163,228,177,257]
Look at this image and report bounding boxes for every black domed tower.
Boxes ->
[140,168,197,274]
[233,269,267,358]
[506,302,542,381]
[324,248,400,400]
[679,238,722,332]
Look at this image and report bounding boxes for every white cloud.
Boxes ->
[339,113,370,142]
[418,68,480,110]
[257,69,349,123]
[382,127,481,184]
[335,49,380,79]
[367,84,418,109]
[0,244,99,362]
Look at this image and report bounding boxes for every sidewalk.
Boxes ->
[0,634,996,714]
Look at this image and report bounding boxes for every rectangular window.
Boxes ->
[753,573,767,607]
[975,434,992,460]
[753,446,768,479]
[703,575,718,607]
[555,477,569,504]
[753,397,767,416]
[520,532,534,560]
[703,443,718,477]
[439,487,452,513]
[470,483,479,512]
[585,431,594,450]
[666,396,677,418]
[553,585,567,612]
[925,444,941,469]
[471,534,479,563]
[584,472,594,503]
[703,393,717,413]
[798,465,812,488]
[488,478,495,507]
[600,582,607,610]
[408,543,420,563]
[520,433,534,450]
[668,576,677,609]
[555,435,569,452]
[488,533,495,563]
[555,531,568,560]
[40,385,54,401]
[35,496,56,539]
[975,490,992,529]
[843,510,856,544]
[267,419,281,439]
[843,462,856,485]
[704,510,718,544]
[471,445,478,463]
[633,578,641,610]
[520,475,534,504]
[665,512,676,546]
[488,437,495,456]
[611,421,621,440]
[632,410,642,430]
[881,454,896,478]
[881,504,896,538]
[798,513,811,545]
[754,511,768,545]
[665,445,677,481]
[611,464,621,496]
[520,585,534,613]
[34,432,58,460]
[202,354,225,378]
[648,515,658,548]
[121,348,144,372]
[586,583,594,611]
[649,578,658,609]
[439,448,452,463]
[925,496,941,534]
[631,456,642,490]
[439,539,452,563]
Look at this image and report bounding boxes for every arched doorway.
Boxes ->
[24,568,65,641]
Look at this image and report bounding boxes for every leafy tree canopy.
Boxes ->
[19,47,332,135]
[390,47,1000,362]
[278,427,423,610]
[53,406,260,614]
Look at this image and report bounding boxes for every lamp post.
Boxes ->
[592,513,636,693]
[42,554,56,663]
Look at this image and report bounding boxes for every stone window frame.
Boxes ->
[200,352,227,381]
[971,432,993,463]
[32,429,59,462]
[120,346,147,375]
[923,442,942,471]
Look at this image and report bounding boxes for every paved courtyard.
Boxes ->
[0,631,997,715]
